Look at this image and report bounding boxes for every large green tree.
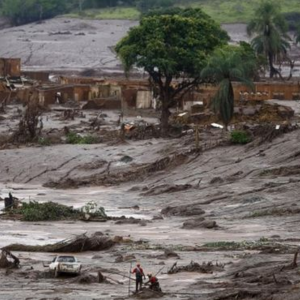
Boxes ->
[115,8,228,134]
[201,48,254,129]
[247,0,290,78]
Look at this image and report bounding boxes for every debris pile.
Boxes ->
[161,204,205,217]
[0,250,20,269]
[73,271,106,284]
[249,123,298,145]
[3,233,115,253]
[168,261,224,274]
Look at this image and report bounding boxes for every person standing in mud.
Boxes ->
[132,263,146,293]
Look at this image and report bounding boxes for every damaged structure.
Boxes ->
[2,58,300,114]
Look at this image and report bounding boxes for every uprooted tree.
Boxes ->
[115,8,229,135]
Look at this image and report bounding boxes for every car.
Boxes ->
[49,255,81,277]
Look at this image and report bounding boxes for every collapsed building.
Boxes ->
[1,57,300,113]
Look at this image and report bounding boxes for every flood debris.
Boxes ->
[249,123,298,146]
[141,183,192,196]
[72,271,106,284]
[161,204,205,217]
[115,216,142,225]
[168,261,224,274]
[3,233,115,253]
[3,192,20,211]
[1,200,107,222]
[0,250,20,269]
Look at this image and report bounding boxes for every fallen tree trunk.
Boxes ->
[3,233,114,253]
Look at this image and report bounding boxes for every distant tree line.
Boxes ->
[0,0,179,25]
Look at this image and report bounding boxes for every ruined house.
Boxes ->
[0,58,21,77]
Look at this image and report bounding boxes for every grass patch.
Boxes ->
[66,132,98,144]
[65,7,140,20]
[65,0,300,23]
[38,137,52,146]
[9,201,108,222]
[201,238,277,251]
[184,0,300,23]
[230,130,251,144]
[249,207,300,218]
[19,201,81,221]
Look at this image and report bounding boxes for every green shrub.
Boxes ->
[66,132,97,144]
[230,130,251,144]
[19,201,80,221]
[38,137,51,146]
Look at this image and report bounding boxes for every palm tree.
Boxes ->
[201,49,254,129]
[247,0,290,78]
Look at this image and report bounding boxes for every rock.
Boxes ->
[201,220,217,229]
[210,177,224,184]
[161,205,205,217]
[152,215,163,220]
[120,155,133,163]
[73,274,99,284]
[92,255,103,259]
[114,254,136,263]
[164,249,180,259]
[182,218,217,229]
[115,217,141,225]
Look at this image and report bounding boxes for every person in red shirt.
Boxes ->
[132,264,146,293]
[146,273,161,292]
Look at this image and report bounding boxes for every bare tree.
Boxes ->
[13,91,43,142]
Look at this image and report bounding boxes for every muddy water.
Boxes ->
[0,182,241,300]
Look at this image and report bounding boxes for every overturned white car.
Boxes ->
[49,255,81,277]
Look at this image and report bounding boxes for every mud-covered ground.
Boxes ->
[0,103,300,299]
[0,18,299,76]
[0,16,300,300]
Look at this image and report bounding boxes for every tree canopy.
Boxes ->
[201,47,255,128]
[115,8,228,133]
[247,0,290,78]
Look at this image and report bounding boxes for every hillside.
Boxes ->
[65,0,300,23]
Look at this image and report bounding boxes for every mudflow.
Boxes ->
[0,17,300,300]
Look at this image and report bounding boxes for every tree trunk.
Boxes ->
[268,52,274,78]
[160,106,170,137]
